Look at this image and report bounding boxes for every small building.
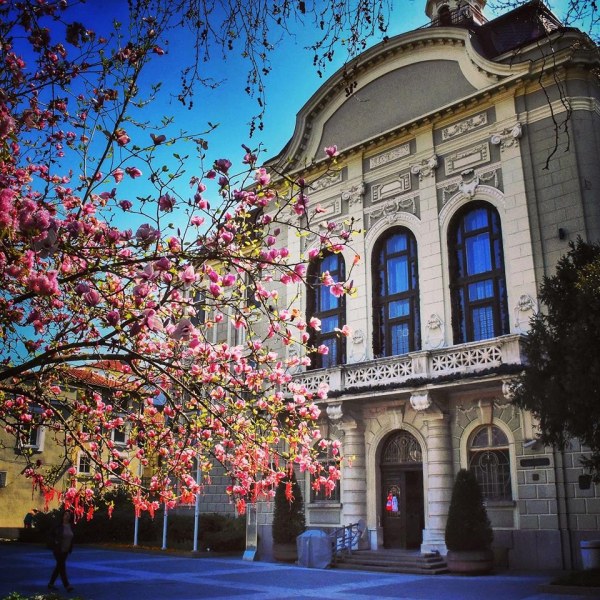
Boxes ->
[260,0,600,570]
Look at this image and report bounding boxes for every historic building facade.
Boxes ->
[261,0,600,570]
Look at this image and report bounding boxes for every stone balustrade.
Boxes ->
[293,334,525,394]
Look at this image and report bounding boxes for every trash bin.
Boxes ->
[297,530,332,568]
[580,540,600,569]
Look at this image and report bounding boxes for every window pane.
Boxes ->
[466,233,492,274]
[320,315,339,333]
[469,449,511,501]
[463,208,489,232]
[472,305,495,340]
[387,232,407,253]
[468,280,494,301]
[387,256,409,294]
[470,428,489,448]
[391,323,410,355]
[389,299,410,319]
[319,285,338,312]
[321,338,338,368]
[491,426,509,446]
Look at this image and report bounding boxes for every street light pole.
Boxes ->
[193,456,201,552]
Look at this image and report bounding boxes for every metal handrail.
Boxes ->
[329,520,365,563]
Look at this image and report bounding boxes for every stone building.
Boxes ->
[260,0,600,570]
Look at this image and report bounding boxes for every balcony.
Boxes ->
[293,334,525,395]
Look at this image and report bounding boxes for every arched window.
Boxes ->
[468,425,512,501]
[449,203,509,343]
[307,253,346,369]
[373,228,420,357]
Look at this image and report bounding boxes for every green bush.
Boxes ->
[272,471,305,544]
[18,487,244,552]
[445,469,493,552]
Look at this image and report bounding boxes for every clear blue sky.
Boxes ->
[29,0,584,206]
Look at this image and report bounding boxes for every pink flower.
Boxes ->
[84,289,101,306]
[317,345,329,355]
[170,318,193,341]
[222,274,236,287]
[335,324,352,337]
[209,283,221,297]
[254,167,270,186]
[119,200,132,211]
[106,310,120,326]
[309,317,321,331]
[324,145,338,157]
[150,133,166,144]
[115,129,130,146]
[180,265,196,286]
[214,158,232,174]
[135,223,159,244]
[330,283,345,298]
[125,166,142,178]
[307,248,320,260]
[158,193,175,212]
[112,169,124,183]
[191,216,204,226]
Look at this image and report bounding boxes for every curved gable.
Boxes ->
[267,28,529,170]
[318,60,476,152]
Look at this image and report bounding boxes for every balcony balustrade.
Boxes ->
[293,334,525,395]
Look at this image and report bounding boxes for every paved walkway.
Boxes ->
[0,543,594,600]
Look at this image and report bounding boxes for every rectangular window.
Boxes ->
[112,426,127,446]
[18,425,44,452]
[468,280,494,301]
[0,471,6,488]
[78,453,91,475]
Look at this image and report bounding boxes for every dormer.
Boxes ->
[426,0,488,27]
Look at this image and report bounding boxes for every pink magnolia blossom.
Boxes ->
[84,289,101,306]
[180,265,196,286]
[330,283,345,298]
[309,317,321,331]
[158,193,175,211]
[324,145,338,157]
[112,169,125,183]
[335,324,352,337]
[125,166,142,178]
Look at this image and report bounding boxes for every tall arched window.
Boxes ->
[468,425,512,501]
[449,202,509,343]
[307,253,346,369]
[373,228,420,357]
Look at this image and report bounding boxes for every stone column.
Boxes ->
[422,414,454,554]
[339,414,368,549]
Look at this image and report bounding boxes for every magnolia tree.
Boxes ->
[0,0,360,520]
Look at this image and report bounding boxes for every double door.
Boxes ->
[381,467,424,549]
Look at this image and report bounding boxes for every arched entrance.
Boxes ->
[380,430,424,549]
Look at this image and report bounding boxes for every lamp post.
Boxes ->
[192,455,201,553]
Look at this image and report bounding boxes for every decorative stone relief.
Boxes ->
[326,402,344,422]
[455,396,517,425]
[349,329,367,363]
[502,378,517,401]
[440,165,500,204]
[341,182,365,206]
[309,197,342,223]
[369,143,411,169]
[372,174,411,202]
[309,170,343,191]
[410,391,432,412]
[425,313,445,349]
[514,293,537,333]
[490,122,523,151]
[365,195,419,230]
[441,112,488,141]
[445,142,490,176]
[410,154,438,181]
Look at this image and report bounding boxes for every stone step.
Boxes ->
[332,551,448,575]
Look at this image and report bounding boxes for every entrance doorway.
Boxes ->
[380,430,424,549]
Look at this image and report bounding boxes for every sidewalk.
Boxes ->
[0,543,595,600]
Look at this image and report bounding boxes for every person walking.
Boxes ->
[48,509,75,593]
